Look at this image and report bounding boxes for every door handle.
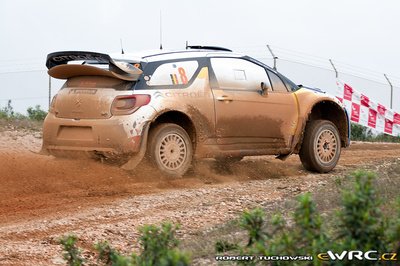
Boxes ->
[216,95,233,102]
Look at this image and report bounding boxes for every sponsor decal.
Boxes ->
[378,104,386,116]
[343,84,353,101]
[368,109,377,128]
[153,91,204,99]
[351,102,360,123]
[385,118,393,134]
[394,112,400,125]
[361,94,369,107]
[336,80,400,136]
[52,54,105,62]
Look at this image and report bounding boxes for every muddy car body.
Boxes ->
[42,47,350,176]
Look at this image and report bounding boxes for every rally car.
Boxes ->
[41,46,350,176]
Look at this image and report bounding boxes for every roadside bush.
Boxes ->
[337,171,386,252]
[351,123,372,141]
[351,123,400,143]
[215,170,400,265]
[60,223,190,266]
[0,100,16,119]
[0,100,47,121]
[59,171,399,265]
[27,105,47,121]
[60,235,84,266]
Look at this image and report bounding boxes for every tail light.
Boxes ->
[111,94,151,115]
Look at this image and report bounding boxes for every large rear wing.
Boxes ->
[46,51,113,69]
[46,51,142,81]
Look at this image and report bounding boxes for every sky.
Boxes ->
[1,0,400,112]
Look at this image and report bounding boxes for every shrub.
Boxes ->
[337,171,386,252]
[351,123,400,143]
[0,100,47,121]
[215,170,400,265]
[0,100,15,119]
[60,223,190,266]
[59,171,400,265]
[27,105,47,121]
[60,235,84,266]
[351,123,372,141]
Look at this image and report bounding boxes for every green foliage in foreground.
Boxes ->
[216,170,400,265]
[60,171,400,266]
[60,235,84,266]
[0,99,47,121]
[60,223,190,266]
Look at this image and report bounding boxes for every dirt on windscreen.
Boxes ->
[0,129,399,265]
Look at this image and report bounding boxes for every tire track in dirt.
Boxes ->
[0,131,399,265]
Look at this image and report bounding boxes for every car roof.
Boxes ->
[109,48,278,75]
[110,49,245,63]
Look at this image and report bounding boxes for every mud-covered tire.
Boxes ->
[299,120,341,173]
[147,123,193,177]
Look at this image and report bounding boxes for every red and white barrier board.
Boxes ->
[335,80,400,136]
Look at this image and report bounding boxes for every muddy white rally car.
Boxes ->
[41,46,350,176]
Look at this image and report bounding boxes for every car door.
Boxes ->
[210,57,298,150]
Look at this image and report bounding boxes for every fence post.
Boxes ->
[329,59,338,78]
[266,45,278,70]
[384,74,393,109]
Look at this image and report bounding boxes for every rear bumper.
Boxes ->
[41,110,152,158]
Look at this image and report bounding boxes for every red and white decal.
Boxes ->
[336,80,399,136]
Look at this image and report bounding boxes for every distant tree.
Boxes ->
[0,100,14,119]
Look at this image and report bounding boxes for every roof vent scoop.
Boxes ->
[186,45,232,52]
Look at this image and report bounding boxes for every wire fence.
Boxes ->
[239,45,400,112]
[0,44,399,113]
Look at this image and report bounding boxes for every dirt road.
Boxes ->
[0,129,399,265]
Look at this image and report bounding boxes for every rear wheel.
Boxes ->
[148,123,193,177]
[299,120,341,173]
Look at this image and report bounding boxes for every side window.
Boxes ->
[267,70,288,92]
[210,58,270,91]
[146,61,199,86]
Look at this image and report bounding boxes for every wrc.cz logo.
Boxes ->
[317,251,397,262]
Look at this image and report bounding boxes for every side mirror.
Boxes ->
[260,82,268,96]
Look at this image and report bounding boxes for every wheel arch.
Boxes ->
[295,100,350,152]
[148,110,197,150]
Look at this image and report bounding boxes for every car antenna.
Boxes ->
[159,10,163,50]
[120,38,125,54]
[186,40,188,50]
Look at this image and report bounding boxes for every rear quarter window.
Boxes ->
[143,60,199,87]
[139,60,199,89]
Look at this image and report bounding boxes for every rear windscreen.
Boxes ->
[63,76,134,90]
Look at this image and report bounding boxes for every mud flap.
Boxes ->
[275,153,291,161]
[121,123,150,171]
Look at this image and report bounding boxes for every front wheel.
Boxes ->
[299,120,341,173]
[147,123,193,177]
